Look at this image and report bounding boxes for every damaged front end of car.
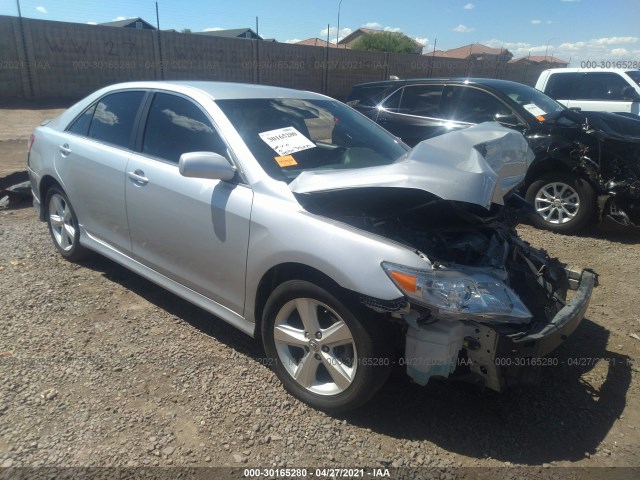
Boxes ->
[293,124,597,392]
[546,110,640,227]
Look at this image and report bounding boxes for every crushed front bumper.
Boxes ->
[463,268,597,391]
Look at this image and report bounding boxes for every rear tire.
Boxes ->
[262,280,392,412]
[525,173,595,233]
[45,187,89,261]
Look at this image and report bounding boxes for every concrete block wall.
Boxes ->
[0,15,547,103]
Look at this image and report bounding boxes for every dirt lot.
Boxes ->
[1,108,639,479]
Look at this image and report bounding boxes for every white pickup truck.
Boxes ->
[535,68,640,116]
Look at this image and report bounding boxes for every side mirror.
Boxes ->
[622,86,640,101]
[179,152,236,181]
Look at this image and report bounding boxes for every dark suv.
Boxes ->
[346,78,640,233]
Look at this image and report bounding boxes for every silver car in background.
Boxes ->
[28,81,596,412]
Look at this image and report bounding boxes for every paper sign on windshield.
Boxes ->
[523,104,547,117]
[259,127,316,156]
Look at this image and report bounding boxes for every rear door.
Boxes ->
[125,92,253,315]
[56,90,146,253]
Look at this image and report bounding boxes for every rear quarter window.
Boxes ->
[67,103,97,136]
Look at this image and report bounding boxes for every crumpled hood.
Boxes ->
[552,108,640,142]
[289,123,534,210]
[582,111,640,142]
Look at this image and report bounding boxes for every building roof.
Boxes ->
[436,43,507,59]
[511,55,569,65]
[196,28,262,39]
[99,17,156,29]
[296,38,348,48]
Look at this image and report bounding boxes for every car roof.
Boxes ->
[542,68,640,74]
[350,77,528,90]
[100,80,328,101]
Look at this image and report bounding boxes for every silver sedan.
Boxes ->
[28,81,595,412]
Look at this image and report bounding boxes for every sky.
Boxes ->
[3,0,639,65]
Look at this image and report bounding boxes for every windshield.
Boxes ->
[495,81,565,120]
[216,98,408,182]
[626,70,640,87]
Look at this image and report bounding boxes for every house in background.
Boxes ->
[196,28,266,40]
[99,17,156,30]
[338,28,423,54]
[510,55,569,68]
[296,38,349,48]
[430,43,513,62]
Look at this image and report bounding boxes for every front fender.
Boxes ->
[244,193,430,323]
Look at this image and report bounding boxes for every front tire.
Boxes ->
[45,187,89,261]
[525,173,596,233]
[262,280,392,412]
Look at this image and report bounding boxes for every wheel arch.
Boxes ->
[38,175,64,221]
[252,262,358,343]
[525,156,596,190]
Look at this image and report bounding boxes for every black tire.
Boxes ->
[525,173,596,233]
[261,280,392,413]
[45,186,89,261]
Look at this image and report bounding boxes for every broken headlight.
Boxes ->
[382,262,532,324]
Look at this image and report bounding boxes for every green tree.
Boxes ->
[181,28,192,34]
[350,32,419,54]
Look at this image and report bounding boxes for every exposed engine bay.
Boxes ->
[299,187,568,323]
[297,187,594,391]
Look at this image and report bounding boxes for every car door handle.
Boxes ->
[127,170,149,185]
[59,144,71,156]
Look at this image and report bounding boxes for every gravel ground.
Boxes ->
[1,109,639,479]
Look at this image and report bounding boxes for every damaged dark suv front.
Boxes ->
[525,108,640,231]
[346,77,640,233]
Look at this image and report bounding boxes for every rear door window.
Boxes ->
[347,85,392,108]
[87,91,145,148]
[398,85,444,117]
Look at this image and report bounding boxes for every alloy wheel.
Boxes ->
[273,298,357,396]
[48,193,76,252]
[534,182,580,225]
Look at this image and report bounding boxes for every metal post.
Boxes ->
[336,0,343,47]
[16,0,34,98]
[429,38,437,77]
[324,24,329,95]
[255,16,260,84]
[156,2,164,80]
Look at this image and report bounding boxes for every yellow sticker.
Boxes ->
[536,115,546,122]
[275,155,298,167]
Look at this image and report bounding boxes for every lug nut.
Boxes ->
[304,331,310,339]
[315,332,322,339]
[314,353,321,360]
[322,346,330,353]
[304,346,310,352]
